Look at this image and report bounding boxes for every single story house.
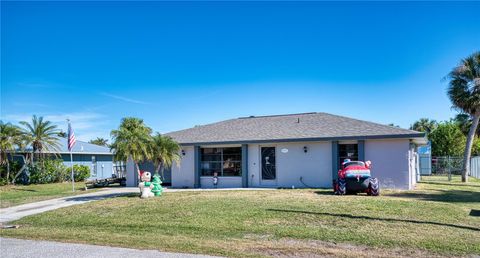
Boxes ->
[127,112,427,190]
[14,140,115,180]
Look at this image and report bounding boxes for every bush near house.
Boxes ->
[0,161,22,186]
[1,160,91,185]
[67,164,91,182]
[28,159,68,184]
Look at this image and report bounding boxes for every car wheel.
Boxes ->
[333,180,338,194]
[369,177,380,196]
[338,178,346,195]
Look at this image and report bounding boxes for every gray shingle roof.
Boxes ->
[166,112,424,145]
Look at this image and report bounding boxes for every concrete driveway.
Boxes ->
[0,188,138,223]
[0,237,219,258]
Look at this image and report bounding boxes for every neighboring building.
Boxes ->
[15,140,115,180]
[127,112,427,190]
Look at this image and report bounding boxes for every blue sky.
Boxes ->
[1,1,479,142]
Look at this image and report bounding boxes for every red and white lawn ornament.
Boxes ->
[138,170,154,199]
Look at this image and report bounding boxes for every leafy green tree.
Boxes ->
[151,133,181,179]
[429,122,466,157]
[0,121,25,184]
[69,164,91,182]
[472,137,480,156]
[410,118,438,134]
[89,137,109,147]
[20,115,61,162]
[110,117,153,179]
[447,51,480,182]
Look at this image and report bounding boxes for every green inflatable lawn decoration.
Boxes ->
[151,174,163,197]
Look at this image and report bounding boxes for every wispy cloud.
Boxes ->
[101,92,151,105]
[2,112,110,142]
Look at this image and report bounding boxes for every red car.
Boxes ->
[333,159,380,196]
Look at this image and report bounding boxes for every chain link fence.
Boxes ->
[431,157,464,175]
[429,156,480,180]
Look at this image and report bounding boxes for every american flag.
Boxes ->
[67,121,76,152]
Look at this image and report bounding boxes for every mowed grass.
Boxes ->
[0,182,96,208]
[1,176,479,257]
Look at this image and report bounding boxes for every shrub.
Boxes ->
[28,159,68,184]
[65,164,91,182]
[0,161,23,185]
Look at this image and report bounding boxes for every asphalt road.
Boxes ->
[0,238,220,258]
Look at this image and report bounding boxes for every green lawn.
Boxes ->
[0,182,98,208]
[1,177,479,257]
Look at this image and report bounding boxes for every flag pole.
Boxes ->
[71,151,74,192]
[67,119,75,192]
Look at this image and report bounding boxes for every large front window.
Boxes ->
[201,147,242,176]
[338,144,358,167]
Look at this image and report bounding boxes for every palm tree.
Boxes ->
[453,113,480,137]
[110,117,153,182]
[447,51,480,182]
[89,137,109,147]
[151,133,181,179]
[57,130,67,138]
[0,121,25,184]
[410,118,438,134]
[20,115,61,162]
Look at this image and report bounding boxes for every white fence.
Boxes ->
[470,157,480,179]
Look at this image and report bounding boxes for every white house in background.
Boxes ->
[127,112,427,190]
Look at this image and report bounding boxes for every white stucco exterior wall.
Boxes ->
[171,146,195,188]
[126,156,136,187]
[248,144,261,187]
[172,139,415,190]
[248,142,332,188]
[365,139,411,190]
[200,177,242,188]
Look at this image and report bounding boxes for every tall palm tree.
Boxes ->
[110,117,153,181]
[20,115,61,162]
[151,133,181,179]
[447,51,480,182]
[410,118,438,134]
[0,121,25,184]
[89,137,109,147]
[453,113,480,137]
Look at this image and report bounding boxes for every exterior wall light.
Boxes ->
[181,150,186,156]
[303,146,308,153]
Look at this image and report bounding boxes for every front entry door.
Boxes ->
[261,147,276,182]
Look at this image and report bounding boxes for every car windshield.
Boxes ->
[344,161,365,168]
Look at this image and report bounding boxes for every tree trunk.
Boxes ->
[6,160,10,185]
[155,162,163,175]
[160,165,165,181]
[462,114,480,182]
[13,154,29,185]
[135,162,140,184]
